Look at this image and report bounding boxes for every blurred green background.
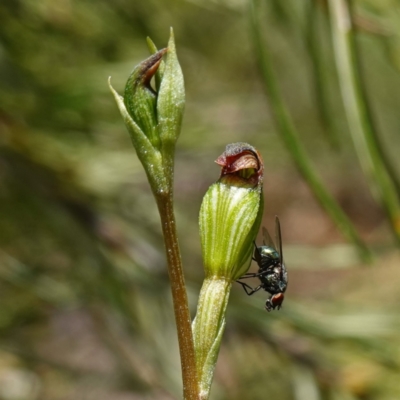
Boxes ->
[1,0,400,399]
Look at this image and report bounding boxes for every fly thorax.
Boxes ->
[258,246,280,265]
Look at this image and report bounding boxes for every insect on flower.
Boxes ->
[236,216,288,311]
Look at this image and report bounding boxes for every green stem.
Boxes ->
[193,277,231,400]
[327,0,400,243]
[304,0,340,149]
[250,0,372,263]
[155,191,199,400]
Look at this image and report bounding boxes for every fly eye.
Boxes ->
[271,293,284,308]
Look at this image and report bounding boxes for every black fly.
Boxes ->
[236,216,288,311]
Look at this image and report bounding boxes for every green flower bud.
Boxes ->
[124,48,167,150]
[194,143,264,399]
[157,31,185,150]
[200,142,264,280]
[109,28,184,194]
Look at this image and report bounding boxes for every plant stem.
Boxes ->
[156,191,199,400]
[304,0,340,149]
[327,0,400,243]
[193,277,231,399]
[250,0,372,263]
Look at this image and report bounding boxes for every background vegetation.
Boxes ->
[1,0,400,399]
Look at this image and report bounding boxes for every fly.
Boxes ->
[236,216,288,311]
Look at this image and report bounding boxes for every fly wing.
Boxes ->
[262,226,276,250]
[275,216,283,265]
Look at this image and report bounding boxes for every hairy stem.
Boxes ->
[156,191,199,400]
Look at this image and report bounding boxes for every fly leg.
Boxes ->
[236,280,263,296]
[252,241,260,262]
[240,270,270,279]
[240,272,259,278]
